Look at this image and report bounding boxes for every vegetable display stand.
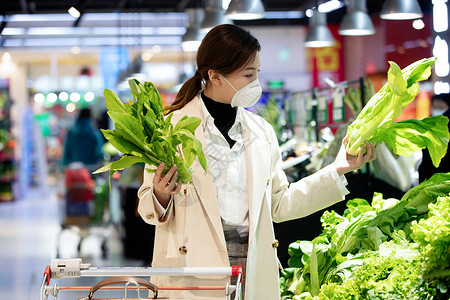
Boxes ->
[40,258,244,300]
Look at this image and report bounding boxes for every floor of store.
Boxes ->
[0,186,144,300]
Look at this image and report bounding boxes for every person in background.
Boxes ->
[62,108,104,172]
[137,24,376,299]
[419,93,450,182]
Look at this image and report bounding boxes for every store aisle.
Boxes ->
[0,188,59,299]
[0,188,143,300]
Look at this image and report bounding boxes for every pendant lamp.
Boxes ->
[225,0,265,20]
[201,0,233,33]
[182,8,205,51]
[380,0,423,20]
[339,0,375,36]
[304,8,335,48]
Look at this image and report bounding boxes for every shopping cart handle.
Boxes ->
[50,258,91,279]
[43,265,51,286]
[231,265,243,282]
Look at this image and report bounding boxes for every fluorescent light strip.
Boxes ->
[1,28,26,35]
[264,11,304,19]
[3,36,182,47]
[7,14,75,22]
[7,12,186,23]
[2,26,186,36]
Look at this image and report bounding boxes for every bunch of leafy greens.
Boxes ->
[411,195,450,275]
[280,172,450,299]
[94,79,207,184]
[346,57,449,168]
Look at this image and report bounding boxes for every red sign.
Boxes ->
[306,24,345,89]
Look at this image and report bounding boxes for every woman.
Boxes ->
[138,24,375,299]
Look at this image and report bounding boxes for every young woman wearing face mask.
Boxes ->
[137,24,376,299]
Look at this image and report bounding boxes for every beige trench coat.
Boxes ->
[137,95,345,299]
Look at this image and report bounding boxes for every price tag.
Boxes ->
[317,96,328,124]
[332,92,345,122]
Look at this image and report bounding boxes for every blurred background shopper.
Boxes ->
[62,108,104,172]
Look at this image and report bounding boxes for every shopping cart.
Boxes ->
[40,258,243,300]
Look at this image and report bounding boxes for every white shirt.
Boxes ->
[199,98,250,235]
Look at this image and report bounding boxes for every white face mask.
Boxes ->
[432,108,446,116]
[223,76,262,108]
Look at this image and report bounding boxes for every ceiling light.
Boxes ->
[434,81,450,94]
[304,8,335,48]
[47,92,57,103]
[412,19,425,30]
[225,0,265,20]
[59,92,69,101]
[152,45,162,53]
[318,0,344,13]
[141,51,153,61]
[66,103,76,113]
[68,7,81,19]
[381,0,423,20]
[201,0,233,33]
[2,52,11,61]
[433,0,448,33]
[84,92,95,102]
[433,35,449,77]
[34,93,45,103]
[70,92,80,102]
[182,8,205,52]
[339,0,375,36]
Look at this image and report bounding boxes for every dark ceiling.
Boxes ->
[0,0,433,25]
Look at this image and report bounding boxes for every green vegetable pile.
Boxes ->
[94,79,207,183]
[346,57,449,168]
[280,172,450,300]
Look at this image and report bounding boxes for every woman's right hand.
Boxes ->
[153,162,182,208]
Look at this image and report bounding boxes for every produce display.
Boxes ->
[346,57,449,168]
[94,79,207,184]
[344,78,374,117]
[280,172,450,299]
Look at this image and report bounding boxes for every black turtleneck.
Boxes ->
[201,92,237,148]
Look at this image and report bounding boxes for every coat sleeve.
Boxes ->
[137,164,175,225]
[268,127,347,223]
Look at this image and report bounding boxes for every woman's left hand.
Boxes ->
[334,136,377,176]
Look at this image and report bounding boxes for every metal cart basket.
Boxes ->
[40,258,243,300]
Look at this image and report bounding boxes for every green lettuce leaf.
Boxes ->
[377,116,449,168]
[93,155,147,174]
[346,57,446,164]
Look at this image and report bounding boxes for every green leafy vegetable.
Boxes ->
[376,116,449,168]
[281,172,450,299]
[411,195,450,273]
[94,79,207,184]
[346,57,449,168]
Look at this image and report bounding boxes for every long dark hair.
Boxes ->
[166,24,261,114]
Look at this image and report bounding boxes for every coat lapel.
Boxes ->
[241,110,271,244]
[174,96,226,249]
